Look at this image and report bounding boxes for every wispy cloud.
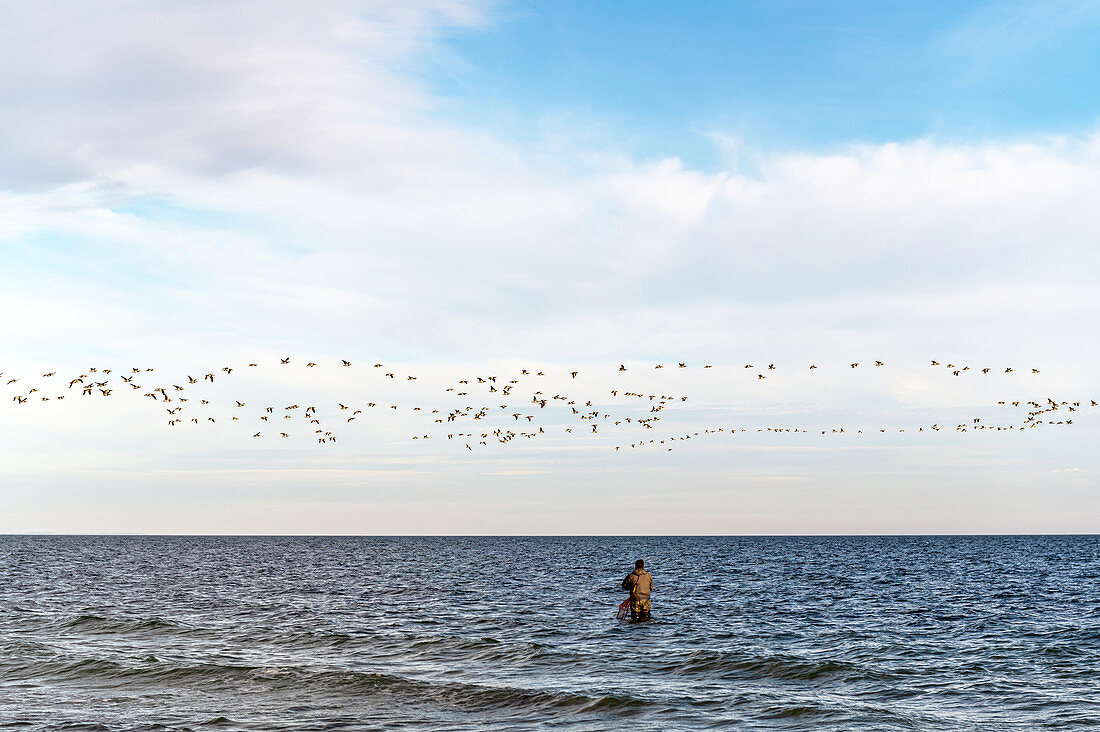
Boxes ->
[934,0,1100,73]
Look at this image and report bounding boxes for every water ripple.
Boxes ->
[1,535,1098,731]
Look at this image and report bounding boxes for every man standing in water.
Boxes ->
[622,559,653,621]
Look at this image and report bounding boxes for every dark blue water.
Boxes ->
[1,536,1098,730]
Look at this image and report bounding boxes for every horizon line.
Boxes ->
[3,532,1097,538]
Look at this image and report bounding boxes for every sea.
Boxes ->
[1,535,1098,730]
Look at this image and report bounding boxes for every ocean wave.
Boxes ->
[761,703,839,719]
[222,626,560,663]
[320,669,649,715]
[0,655,276,689]
[0,637,54,656]
[12,655,651,717]
[402,635,559,663]
[657,649,868,682]
[233,628,355,650]
[759,700,921,727]
[52,614,199,636]
[39,616,566,669]
[352,632,568,668]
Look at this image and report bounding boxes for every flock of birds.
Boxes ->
[1,358,1094,453]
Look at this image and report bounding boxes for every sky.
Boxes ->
[1,0,1098,534]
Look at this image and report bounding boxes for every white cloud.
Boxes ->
[3,5,1099,371]
[0,0,491,184]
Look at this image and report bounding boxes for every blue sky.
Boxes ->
[0,0,1098,533]
[433,1,1100,162]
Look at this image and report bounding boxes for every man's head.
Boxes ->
[635,559,645,570]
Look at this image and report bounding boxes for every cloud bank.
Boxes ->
[1,1,1097,532]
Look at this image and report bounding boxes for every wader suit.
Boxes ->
[622,568,653,621]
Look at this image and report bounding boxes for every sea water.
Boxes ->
[1,535,1098,730]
